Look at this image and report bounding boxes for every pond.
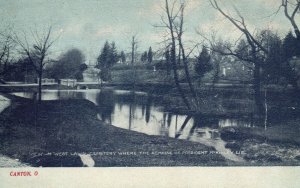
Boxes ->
[11,89,261,162]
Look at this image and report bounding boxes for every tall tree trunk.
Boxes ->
[177,4,198,108]
[131,36,137,91]
[178,47,181,66]
[131,36,135,65]
[167,60,171,76]
[4,61,7,72]
[38,70,42,104]
[179,43,199,108]
[212,62,220,88]
[170,45,191,110]
[253,62,264,116]
[165,0,191,110]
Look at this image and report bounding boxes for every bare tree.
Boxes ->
[0,31,15,81]
[13,26,57,103]
[209,0,269,114]
[155,0,205,110]
[282,0,300,39]
[281,0,300,92]
[131,35,138,65]
[130,35,139,90]
[165,0,193,110]
[174,2,200,108]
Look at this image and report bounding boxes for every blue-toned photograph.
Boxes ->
[0,0,300,167]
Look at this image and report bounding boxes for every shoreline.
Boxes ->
[0,95,230,167]
[1,91,299,166]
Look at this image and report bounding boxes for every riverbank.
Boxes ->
[0,95,229,167]
[220,123,300,165]
[1,89,299,166]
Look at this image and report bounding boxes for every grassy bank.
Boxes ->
[220,124,300,165]
[0,95,228,167]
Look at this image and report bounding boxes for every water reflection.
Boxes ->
[0,95,11,113]
[11,89,253,162]
[177,115,244,162]
[96,89,115,124]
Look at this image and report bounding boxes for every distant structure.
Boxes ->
[218,60,252,81]
[59,79,77,87]
[37,78,56,84]
[82,65,100,82]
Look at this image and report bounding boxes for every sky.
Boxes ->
[0,0,298,64]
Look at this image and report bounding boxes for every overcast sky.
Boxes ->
[0,0,297,63]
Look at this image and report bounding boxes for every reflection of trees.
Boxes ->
[142,103,145,117]
[95,90,157,129]
[114,92,148,106]
[175,115,192,139]
[194,116,219,129]
[167,113,173,128]
[145,95,152,123]
[96,89,115,124]
[128,93,135,130]
[124,93,154,125]
[187,115,206,140]
[57,90,84,100]
[175,114,222,139]
[162,113,167,127]
[161,113,174,137]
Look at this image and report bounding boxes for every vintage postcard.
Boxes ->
[0,0,300,187]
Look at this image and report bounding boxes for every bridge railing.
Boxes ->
[59,79,77,87]
[37,78,57,84]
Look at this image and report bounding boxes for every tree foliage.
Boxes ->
[3,57,36,82]
[262,31,284,83]
[283,31,299,59]
[147,47,153,63]
[46,48,86,81]
[195,46,213,79]
[234,39,251,59]
[165,48,171,75]
[141,51,148,63]
[0,31,14,78]
[13,26,57,103]
[282,32,300,89]
[96,41,119,81]
[120,51,126,63]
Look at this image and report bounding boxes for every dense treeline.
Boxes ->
[46,48,87,81]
